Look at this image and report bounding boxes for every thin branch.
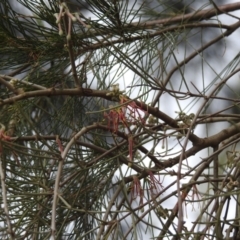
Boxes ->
[50,156,63,239]
[152,19,240,106]
[51,124,100,238]
[61,124,99,160]
[134,2,240,28]
[0,155,15,240]
[96,185,122,240]
[0,75,47,90]
[63,17,81,88]
[8,63,30,77]
[0,77,20,95]
[76,22,231,55]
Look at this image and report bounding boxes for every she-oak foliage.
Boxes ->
[1,0,240,239]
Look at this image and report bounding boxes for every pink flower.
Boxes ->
[130,176,144,206]
[104,106,127,132]
[119,95,145,124]
[56,136,64,154]
[128,135,133,162]
[147,171,163,198]
[0,127,11,154]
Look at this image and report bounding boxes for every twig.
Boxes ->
[61,3,81,88]
[51,124,99,238]
[152,19,240,107]
[0,77,20,95]
[50,156,63,239]
[133,2,240,28]
[0,75,47,90]
[61,124,99,160]
[0,155,15,240]
[8,63,30,77]
[96,185,122,240]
